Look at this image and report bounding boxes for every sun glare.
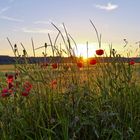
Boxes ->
[74,43,98,59]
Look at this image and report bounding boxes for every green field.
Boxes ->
[0,58,140,140]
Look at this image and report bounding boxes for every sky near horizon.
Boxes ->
[0,0,140,57]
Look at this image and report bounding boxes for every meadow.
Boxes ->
[0,22,140,140]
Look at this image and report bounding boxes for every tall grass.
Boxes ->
[0,22,140,140]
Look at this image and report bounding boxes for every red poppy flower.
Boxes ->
[7,74,14,83]
[21,91,29,96]
[23,81,32,92]
[8,83,13,89]
[77,62,83,68]
[7,75,14,79]
[1,88,9,97]
[50,80,57,89]
[96,49,104,56]
[129,60,135,65]
[89,59,97,65]
[52,63,58,69]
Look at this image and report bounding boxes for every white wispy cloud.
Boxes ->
[0,15,24,22]
[21,28,53,34]
[95,2,118,11]
[34,20,50,25]
[0,6,10,14]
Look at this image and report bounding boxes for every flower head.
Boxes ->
[52,63,58,69]
[21,91,29,96]
[1,88,10,97]
[8,83,13,89]
[129,60,135,65]
[77,62,83,68]
[96,49,104,56]
[50,80,57,89]
[1,88,8,93]
[89,59,97,65]
[6,74,14,83]
[23,81,32,92]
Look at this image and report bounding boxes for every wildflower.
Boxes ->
[89,59,97,65]
[52,63,58,69]
[50,80,57,89]
[6,74,14,83]
[21,91,29,96]
[129,60,135,65]
[1,88,8,93]
[23,81,32,92]
[8,83,13,89]
[1,88,10,97]
[96,49,104,55]
[77,62,83,68]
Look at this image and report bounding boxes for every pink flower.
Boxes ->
[1,88,8,93]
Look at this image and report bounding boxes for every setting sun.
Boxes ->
[74,43,98,59]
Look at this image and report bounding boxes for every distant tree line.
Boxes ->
[0,55,140,64]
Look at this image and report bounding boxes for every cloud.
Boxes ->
[0,6,10,14]
[34,20,50,25]
[21,27,53,34]
[0,15,24,22]
[34,19,54,25]
[33,20,64,29]
[95,2,118,11]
